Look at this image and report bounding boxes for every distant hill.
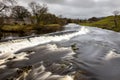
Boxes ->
[80,15,120,32]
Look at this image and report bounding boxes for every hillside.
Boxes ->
[80,15,120,32]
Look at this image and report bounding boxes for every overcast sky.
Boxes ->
[18,0,120,19]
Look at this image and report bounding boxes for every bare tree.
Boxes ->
[11,6,30,20]
[0,0,16,39]
[113,10,120,28]
[29,1,48,25]
[0,0,16,12]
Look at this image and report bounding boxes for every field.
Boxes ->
[80,16,120,32]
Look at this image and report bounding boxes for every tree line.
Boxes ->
[0,0,84,38]
[0,0,83,26]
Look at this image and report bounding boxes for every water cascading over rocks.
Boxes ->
[0,23,120,80]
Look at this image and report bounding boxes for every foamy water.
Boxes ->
[0,23,120,80]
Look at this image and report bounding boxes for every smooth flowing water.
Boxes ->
[0,23,120,80]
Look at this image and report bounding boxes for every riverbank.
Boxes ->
[80,16,120,32]
[0,24,63,40]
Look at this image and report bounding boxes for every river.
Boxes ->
[0,23,120,80]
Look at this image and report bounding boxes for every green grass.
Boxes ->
[2,24,33,32]
[0,24,62,38]
[80,16,120,32]
[1,24,62,35]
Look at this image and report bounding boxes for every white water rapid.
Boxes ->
[0,23,120,80]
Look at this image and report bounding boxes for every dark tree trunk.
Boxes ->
[0,6,6,12]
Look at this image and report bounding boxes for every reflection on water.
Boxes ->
[0,23,81,40]
[0,32,37,41]
[1,32,19,40]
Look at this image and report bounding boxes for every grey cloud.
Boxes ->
[17,0,120,19]
[41,0,96,8]
[41,0,65,4]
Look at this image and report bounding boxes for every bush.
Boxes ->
[1,24,63,35]
[34,24,62,34]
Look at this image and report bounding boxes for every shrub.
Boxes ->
[34,24,62,34]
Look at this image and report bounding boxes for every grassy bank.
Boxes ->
[1,24,62,35]
[80,16,120,32]
[1,25,33,32]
